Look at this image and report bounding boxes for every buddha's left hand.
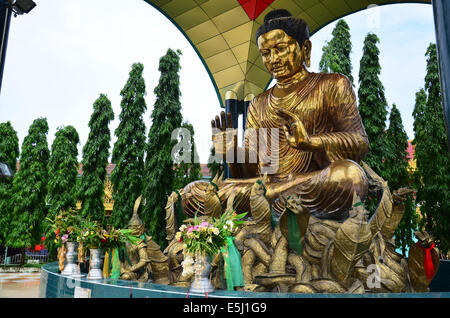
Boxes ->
[276,109,322,151]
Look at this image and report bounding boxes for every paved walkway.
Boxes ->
[0,272,41,298]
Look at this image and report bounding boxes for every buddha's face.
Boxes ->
[258,29,309,81]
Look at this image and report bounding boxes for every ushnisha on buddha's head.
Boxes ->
[256,9,312,83]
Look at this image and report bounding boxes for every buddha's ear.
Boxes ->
[302,39,312,68]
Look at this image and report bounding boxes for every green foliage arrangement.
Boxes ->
[46,209,81,248]
[77,218,140,249]
[176,209,246,257]
[46,209,140,251]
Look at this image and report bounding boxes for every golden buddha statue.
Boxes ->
[164,9,439,293]
[169,9,369,224]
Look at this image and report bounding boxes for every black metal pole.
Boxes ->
[0,0,12,96]
[432,0,450,152]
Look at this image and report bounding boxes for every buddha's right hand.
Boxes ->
[211,111,237,159]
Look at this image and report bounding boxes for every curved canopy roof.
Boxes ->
[144,0,431,107]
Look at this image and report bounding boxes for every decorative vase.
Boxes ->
[189,251,215,294]
[61,241,81,277]
[87,248,103,280]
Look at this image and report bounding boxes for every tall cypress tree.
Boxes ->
[143,49,183,248]
[77,94,114,224]
[110,63,147,229]
[319,19,354,85]
[172,121,202,190]
[358,33,388,214]
[0,121,19,244]
[358,33,388,174]
[384,104,418,255]
[7,118,49,264]
[0,121,19,174]
[47,125,80,219]
[412,43,450,254]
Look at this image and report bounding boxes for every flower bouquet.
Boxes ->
[176,208,246,292]
[76,219,141,280]
[98,226,142,250]
[176,209,246,256]
[46,209,81,247]
[46,209,82,274]
[76,219,141,258]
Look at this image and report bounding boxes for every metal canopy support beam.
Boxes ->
[224,97,251,179]
[0,0,12,95]
[432,0,450,152]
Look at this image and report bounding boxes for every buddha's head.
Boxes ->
[256,9,311,81]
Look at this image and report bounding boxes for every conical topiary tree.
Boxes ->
[47,125,80,219]
[358,33,389,215]
[319,19,354,85]
[77,94,114,224]
[384,104,418,256]
[143,49,183,248]
[358,33,388,175]
[0,121,20,245]
[172,121,202,190]
[0,121,19,174]
[412,43,450,254]
[110,63,147,229]
[7,118,50,265]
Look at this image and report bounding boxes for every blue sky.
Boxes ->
[0,1,437,164]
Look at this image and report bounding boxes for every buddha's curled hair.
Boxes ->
[255,9,310,47]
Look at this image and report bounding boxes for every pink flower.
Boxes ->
[61,234,69,243]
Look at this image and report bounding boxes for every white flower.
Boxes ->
[223,225,228,231]
[212,228,219,235]
[181,254,195,277]
[179,225,187,232]
[226,220,234,230]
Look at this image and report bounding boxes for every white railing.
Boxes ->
[1,253,49,265]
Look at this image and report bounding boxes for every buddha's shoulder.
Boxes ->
[318,72,352,87]
[248,88,271,110]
